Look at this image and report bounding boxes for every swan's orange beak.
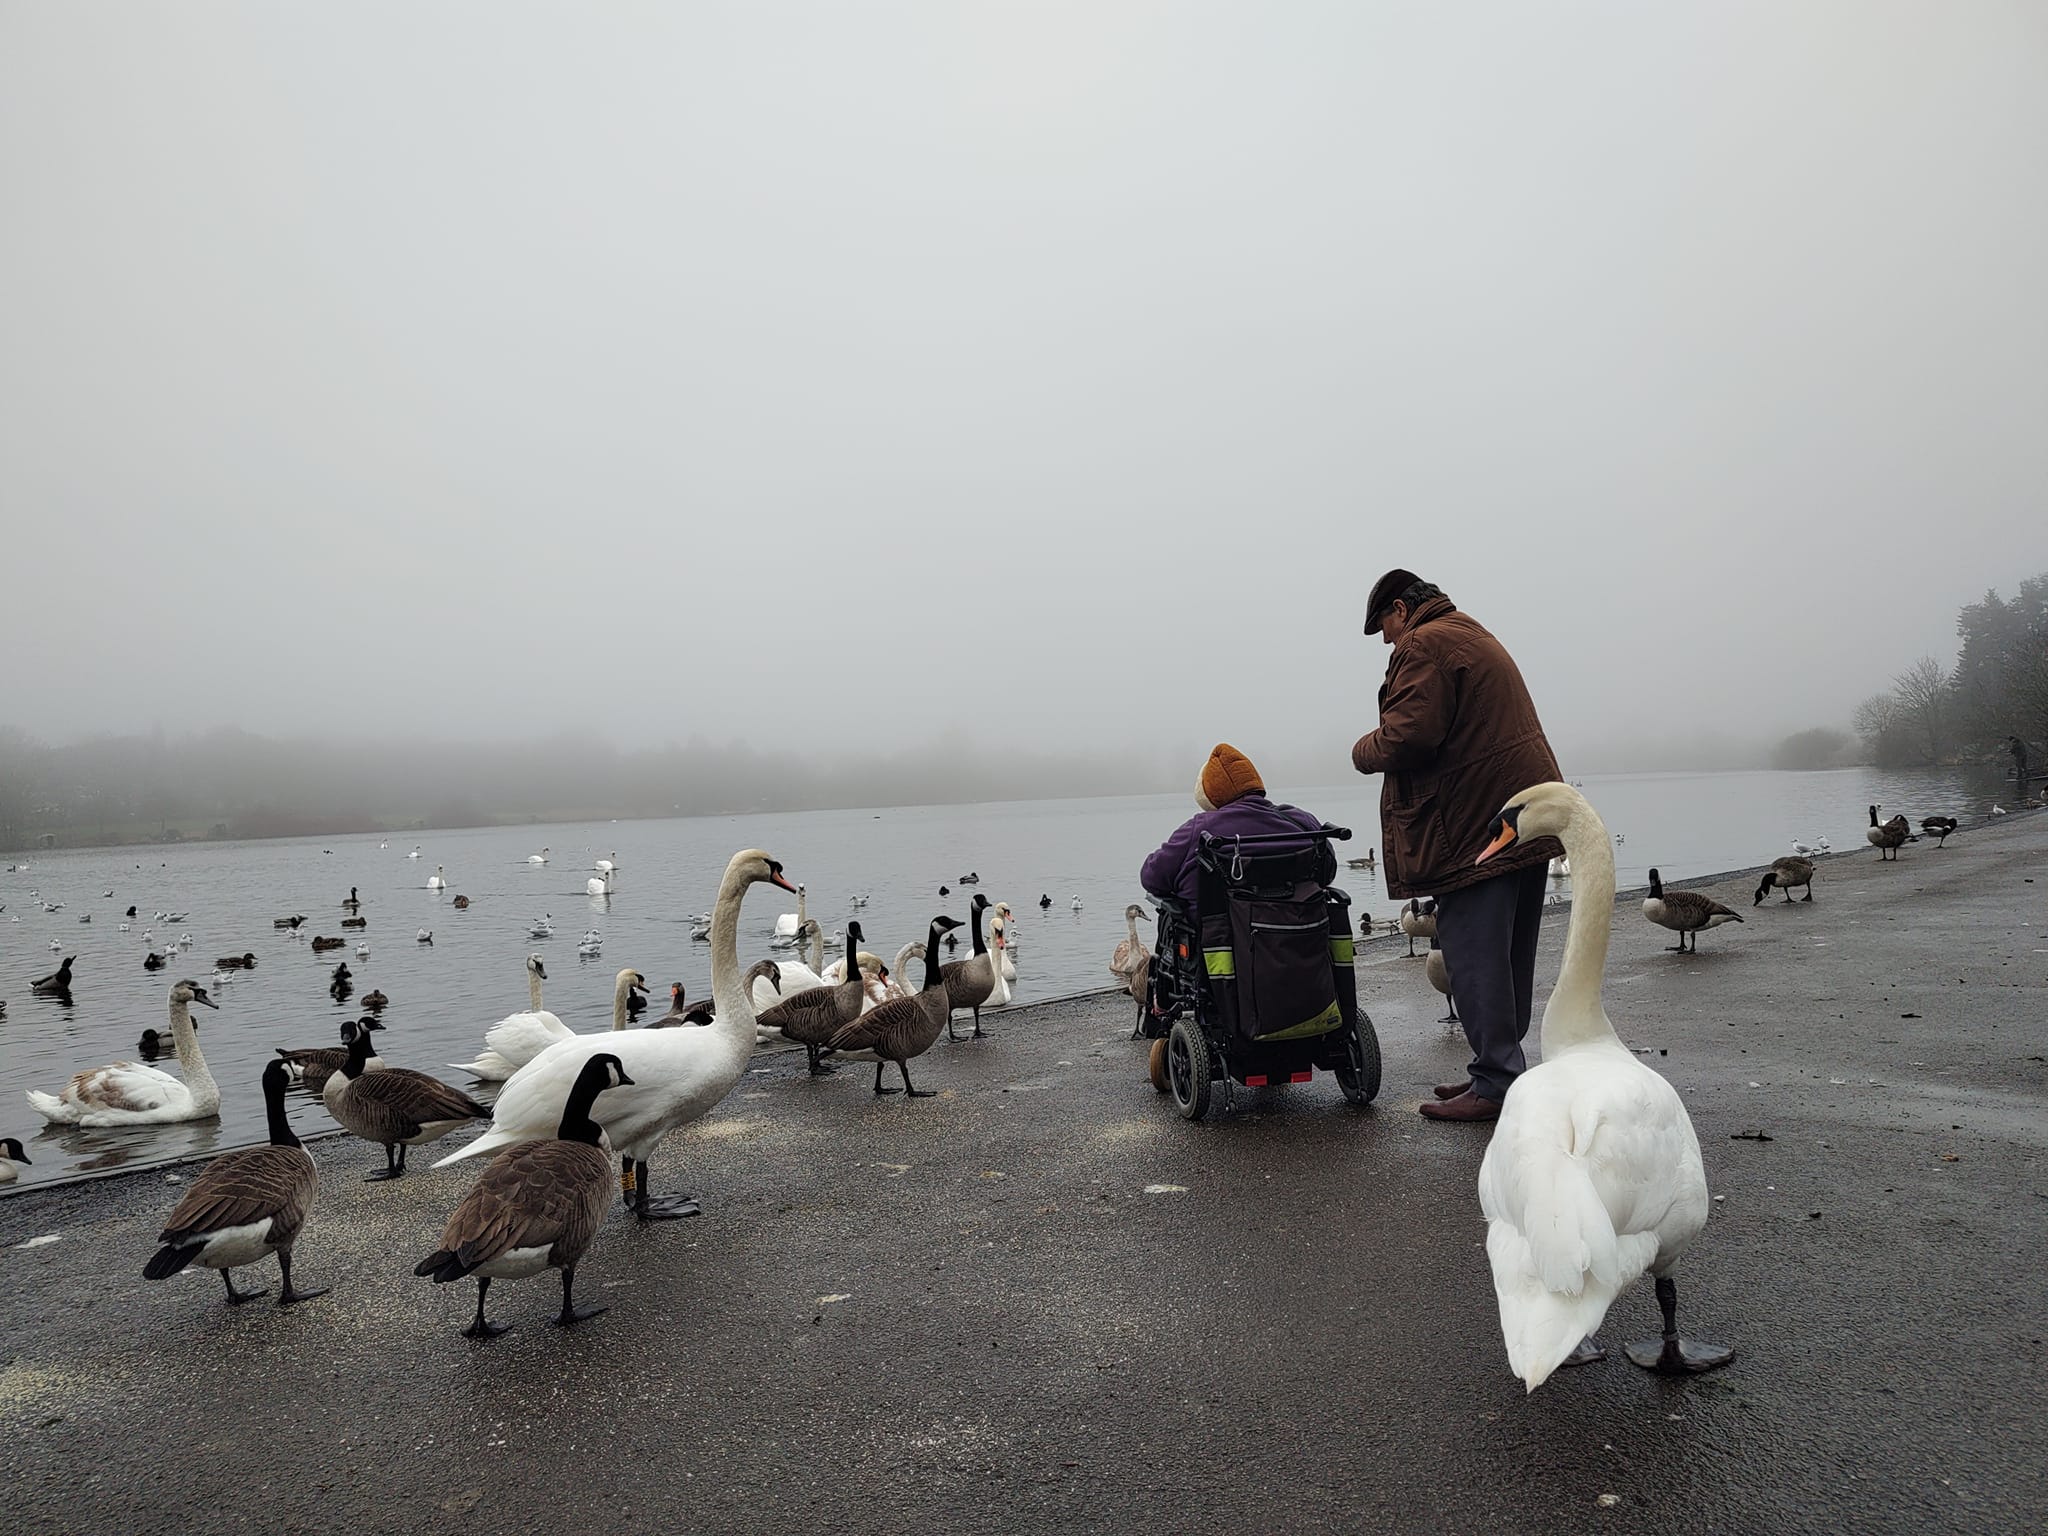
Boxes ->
[1476,820,1516,866]
[769,871,797,893]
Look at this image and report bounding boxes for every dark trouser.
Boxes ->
[1432,865,1548,1102]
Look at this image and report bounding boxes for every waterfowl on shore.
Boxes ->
[276,1018,387,1095]
[825,916,964,1097]
[1474,782,1734,1391]
[415,1052,631,1338]
[31,956,75,994]
[28,981,221,1126]
[1643,870,1743,952]
[1426,938,1458,1022]
[0,1137,32,1183]
[1919,816,1959,848]
[329,1019,488,1180]
[1754,857,1815,905]
[759,921,871,1073]
[1398,899,1438,959]
[143,1059,328,1308]
[940,896,1007,1040]
[449,955,570,1080]
[1866,805,1909,859]
[438,850,798,1224]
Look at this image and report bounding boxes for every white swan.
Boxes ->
[27,980,223,1126]
[593,850,618,874]
[772,884,809,940]
[427,864,447,890]
[408,846,422,859]
[752,919,825,1011]
[1474,782,1734,1392]
[437,849,797,1223]
[992,901,1018,983]
[528,847,550,864]
[587,870,613,898]
[450,956,570,1080]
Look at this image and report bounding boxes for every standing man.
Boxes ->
[1351,569,1562,1123]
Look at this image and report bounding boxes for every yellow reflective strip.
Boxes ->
[1328,937,1355,965]
[1203,948,1235,978]
[1258,1001,1343,1041]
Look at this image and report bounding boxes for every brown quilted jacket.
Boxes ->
[1350,597,1562,899]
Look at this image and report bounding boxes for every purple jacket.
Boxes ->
[1140,794,1326,909]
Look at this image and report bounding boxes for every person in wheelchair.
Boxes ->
[1139,743,1323,909]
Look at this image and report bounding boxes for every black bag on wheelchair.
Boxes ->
[1196,833,1344,1044]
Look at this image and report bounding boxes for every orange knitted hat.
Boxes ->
[1197,743,1265,810]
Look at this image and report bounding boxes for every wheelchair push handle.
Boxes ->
[1197,822,1350,851]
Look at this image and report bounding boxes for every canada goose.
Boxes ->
[0,1137,29,1184]
[1865,805,1909,859]
[1398,899,1438,958]
[275,1017,387,1095]
[342,887,360,908]
[1754,857,1815,905]
[142,1059,328,1307]
[27,980,221,1126]
[143,950,167,971]
[415,1052,632,1338]
[31,956,75,994]
[311,935,345,953]
[940,895,1008,1040]
[437,849,798,1224]
[959,872,980,885]
[1642,869,1743,952]
[427,865,447,891]
[1919,815,1959,848]
[528,847,550,864]
[340,916,367,930]
[328,1020,489,1180]
[450,956,574,1080]
[361,989,389,1012]
[1474,782,1733,1389]
[759,920,871,1074]
[1426,938,1458,1022]
[214,952,258,970]
[826,916,965,1096]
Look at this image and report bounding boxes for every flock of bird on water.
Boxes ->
[0,790,2015,1378]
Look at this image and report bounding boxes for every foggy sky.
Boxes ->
[4,3,2045,776]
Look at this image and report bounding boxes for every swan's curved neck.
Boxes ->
[1542,808,1618,1053]
[611,977,632,1031]
[528,969,544,1012]
[893,941,923,981]
[709,866,764,1050]
[804,921,822,973]
[1126,910,1139,945]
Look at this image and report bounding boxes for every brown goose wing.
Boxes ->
[160,1145,317,1249]
[1666,890,1740,925]
[342,1068,486,1142]
[760,974,863,1046]
[828,995,921,1057]
[941,954,994,1007]
[438,1139,614,1271]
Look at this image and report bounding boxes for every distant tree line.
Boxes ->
[1848,573,2048,770]
[0,724,1179,852]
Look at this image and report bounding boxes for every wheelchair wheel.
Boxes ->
[1167,1019,1212,1121]
[1336,1010,1382,1107]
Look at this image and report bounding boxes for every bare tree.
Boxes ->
[1853,692,1899,745]
[1888,656,1953,763]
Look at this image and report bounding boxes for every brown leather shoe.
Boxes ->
[1419,1089,1501,1122]
[1433,1080,1474,1100]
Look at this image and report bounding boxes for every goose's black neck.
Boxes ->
[920,922,947,991]
[557,1059,615,1146]
[1648,869,1664,897]
[969,898,987,957]
[261,1063,301,1148]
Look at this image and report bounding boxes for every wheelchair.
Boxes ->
[1139,822,1382,1121]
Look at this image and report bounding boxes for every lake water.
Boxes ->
[0,763,2015,1187]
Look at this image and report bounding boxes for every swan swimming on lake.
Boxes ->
[528,847,550,864]
[428,865,447,891]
